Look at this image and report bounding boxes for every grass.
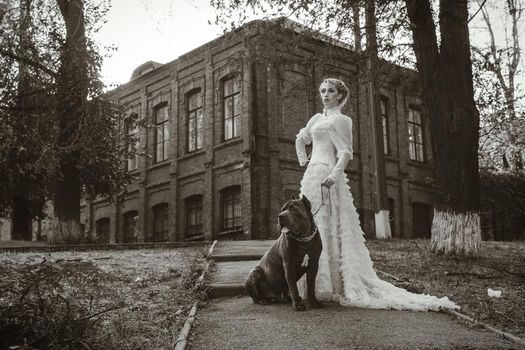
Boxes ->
[367,239,525,338]
[0,246,209,350]
[1,239,523,348]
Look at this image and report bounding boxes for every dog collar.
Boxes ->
[284,225,318,242]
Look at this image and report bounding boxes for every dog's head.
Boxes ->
[278,194,313,239]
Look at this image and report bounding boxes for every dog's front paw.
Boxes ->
[293,300,306,311]
[309,299,324,309]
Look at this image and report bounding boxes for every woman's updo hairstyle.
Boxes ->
[322,78,350,107]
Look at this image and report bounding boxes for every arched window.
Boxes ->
[187,90,203,152]
[123,211,139,243]
[95,217,110,243]
[125,113,139,171]
[220,186,241,231]
[380,96,390,155]
[154,103,169,162]
[185,195,203,240]
[152,203,169,242]
[222,77,241,140]
[408,107,425,162]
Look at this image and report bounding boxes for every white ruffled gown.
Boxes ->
[295,112,458,311]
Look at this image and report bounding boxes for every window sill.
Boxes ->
[178,150,206,161]
[407,160,430,169]
[213,138,242,151]
[147,160,171,171]
[383,154,397,161]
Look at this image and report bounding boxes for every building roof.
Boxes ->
[130,61,163,80]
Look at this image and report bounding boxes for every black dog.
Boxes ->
[245,195,323,311]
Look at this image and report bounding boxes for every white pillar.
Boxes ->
[375,210,392,239]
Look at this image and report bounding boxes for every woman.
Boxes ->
[295,78,458,311]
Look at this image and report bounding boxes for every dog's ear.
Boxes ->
[301,194,311,211]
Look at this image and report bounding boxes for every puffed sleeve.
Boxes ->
[327,115,354,180]
[295,113,320,166]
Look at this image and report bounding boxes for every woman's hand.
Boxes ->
[321,176,335,188]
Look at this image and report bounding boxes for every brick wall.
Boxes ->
[75,19,435,242]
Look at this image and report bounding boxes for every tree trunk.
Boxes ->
[366,0,391,239]
[12,195,32,240]
[352,0,361,52]
[52,0,87,243]
[9,0,34,241]
[406,0,482,257]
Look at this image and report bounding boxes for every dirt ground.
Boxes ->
[367,239,525,338]
[0,247,208,349]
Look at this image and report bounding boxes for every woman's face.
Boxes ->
[319,81,342,109]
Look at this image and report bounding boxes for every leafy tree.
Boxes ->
[471,0,524,171]
[0,0,135,243]
[210,0,483,256]
[0,0,57,239]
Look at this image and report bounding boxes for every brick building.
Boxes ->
[75,18,437,244]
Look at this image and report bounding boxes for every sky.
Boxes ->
[94,0,224,88]
[94,0,525,90]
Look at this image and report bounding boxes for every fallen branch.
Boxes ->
[446,309,525,347]
[74,305,125,322]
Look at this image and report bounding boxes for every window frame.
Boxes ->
[186,90,203,153]
[153,103,169,163]
[222,77,241,141]
[95,217,110,242]
[380,96,390,156]
[152,203,169,242]
[123,211,139,243]
[408,107,425,162]
[221,186,242,231]
[185,195,204,239]
[125,114,139,171]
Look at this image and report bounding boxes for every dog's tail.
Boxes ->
[245,266,266,304]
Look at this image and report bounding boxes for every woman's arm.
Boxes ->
[295,114,320,166]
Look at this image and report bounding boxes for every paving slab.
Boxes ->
[210,240,274,257]
[207,241,272,298]
[210,260,259,285]
[208,260,258,298]
[189,297,519,350]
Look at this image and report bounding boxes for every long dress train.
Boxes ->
[295,112,458,311]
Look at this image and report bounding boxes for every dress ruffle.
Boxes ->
[297,145,458,312]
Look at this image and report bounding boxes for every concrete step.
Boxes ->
[206,240,275,299]
[210,253,263,262]
[207,283,246,298]
[208,260,259,298]
[211,239,274,256]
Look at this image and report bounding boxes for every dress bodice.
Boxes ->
[308,117,337,168]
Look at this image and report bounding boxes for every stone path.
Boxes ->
[207,240,271,298]
[195,240,520,350]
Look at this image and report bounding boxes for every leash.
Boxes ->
[311,184,332,218]
[284,184,331,243]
